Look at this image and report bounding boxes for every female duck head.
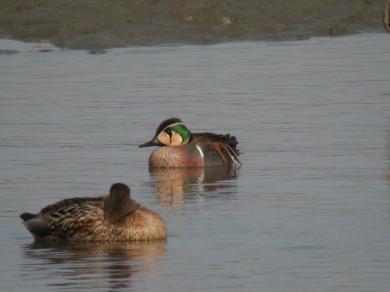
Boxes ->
[104,183,139,223]
[139,118,191,147]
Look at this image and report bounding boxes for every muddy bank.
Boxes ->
[0,0,387,50]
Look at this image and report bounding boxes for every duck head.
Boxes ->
[104,183,139,223]
[139,118,191,147]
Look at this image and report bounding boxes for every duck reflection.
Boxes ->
[149,167,239,205]
[21,240,166,291]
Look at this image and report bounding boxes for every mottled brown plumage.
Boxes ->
[20,183,167,242]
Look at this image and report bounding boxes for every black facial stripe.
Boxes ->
[155,118,183,136]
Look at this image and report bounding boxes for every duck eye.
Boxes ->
[165,128,172,135]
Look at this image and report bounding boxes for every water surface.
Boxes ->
[0,34,390,291]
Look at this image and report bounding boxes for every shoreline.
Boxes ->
[0,0,388,50]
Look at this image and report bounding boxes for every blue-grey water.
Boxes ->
[0,34,389,292]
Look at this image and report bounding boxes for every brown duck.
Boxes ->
[20,183,167,242]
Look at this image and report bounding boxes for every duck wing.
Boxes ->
[39,197,103,215]
[192,132,241,164]
[20,197,104,239]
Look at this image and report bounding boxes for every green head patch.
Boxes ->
[169,123,191,144]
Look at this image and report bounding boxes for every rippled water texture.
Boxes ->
[1,34,389,291]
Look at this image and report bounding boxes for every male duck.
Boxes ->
[139,118,241,168]
[20,183,167,242]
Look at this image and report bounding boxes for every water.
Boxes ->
[1,33,389,292]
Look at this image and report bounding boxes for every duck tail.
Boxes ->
[20,212,36,222]
[20,212,51,237]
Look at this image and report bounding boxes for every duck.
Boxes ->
[20,183,167,242]
[139,118,241,168]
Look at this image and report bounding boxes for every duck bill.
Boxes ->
[139,138,160,147]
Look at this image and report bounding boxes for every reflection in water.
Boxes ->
[149,167,239,205]
[21,240,166,291]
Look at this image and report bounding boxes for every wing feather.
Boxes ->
[193,132,241,164]
[42,198,104,238]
